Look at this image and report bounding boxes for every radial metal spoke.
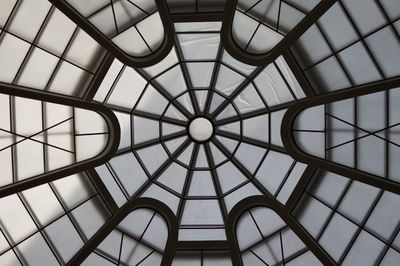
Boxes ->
[285,166,317,212]
[129,109,187,126]
[134,68,194,119]
[176,144,200,225]
[204,43,224,115]
[132,131,187,150]
[216,130,287,154]
[210,67,264,119]
[83,53,115,101]
[86,168,119,214]
[173,36,201,115]
[204,143,229,219]
[212,137,274,198]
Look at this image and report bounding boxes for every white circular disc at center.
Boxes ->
[189,118,213,142]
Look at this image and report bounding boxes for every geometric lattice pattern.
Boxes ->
[93,20,308,243]
[295,170,400,265]
[0,173,110,265]
[84,208,168,265]
[0,0,400,265]
[0,93,109,190]
[232,0,322,54]
[293,87,400,181]
[238,207,321,265]
[292,0,400,94]
[62,0,164,57]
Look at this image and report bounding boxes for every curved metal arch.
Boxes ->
[220,0,337,66]
[225,195,335,266]
[281,77,400,195]
[67,197,179,266]
[0,83,120,198]
[49,0,174,68]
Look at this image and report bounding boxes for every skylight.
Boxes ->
[0,0,399,265]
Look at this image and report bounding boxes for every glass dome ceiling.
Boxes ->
[0,0,399,265]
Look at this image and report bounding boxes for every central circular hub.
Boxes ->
[188,117,214,142]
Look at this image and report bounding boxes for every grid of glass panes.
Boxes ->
[93,20,307,242]
[291,0,400,94]
[172,250,232,266]
[293,86,400,183]
[0,173,110,265]
[294,170,400,265]
[0,0,106,96]
[166,0,226,14]
[237,207,321,265]
[0,0,399,264]
[0,94,109,190]
[63,0,165,57]
[232,0,321,54]
[83,208,169,266]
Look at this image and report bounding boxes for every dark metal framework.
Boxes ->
[0,82,120,198]
[67,197,178,266]
[49,0,175,68]
[282,77,400,195]
[0,171,112,266]
[294,168,400,265]
[221,0,337,66]
[95,13,311,261]
[1,0,399,265]
[226,195,335,265]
